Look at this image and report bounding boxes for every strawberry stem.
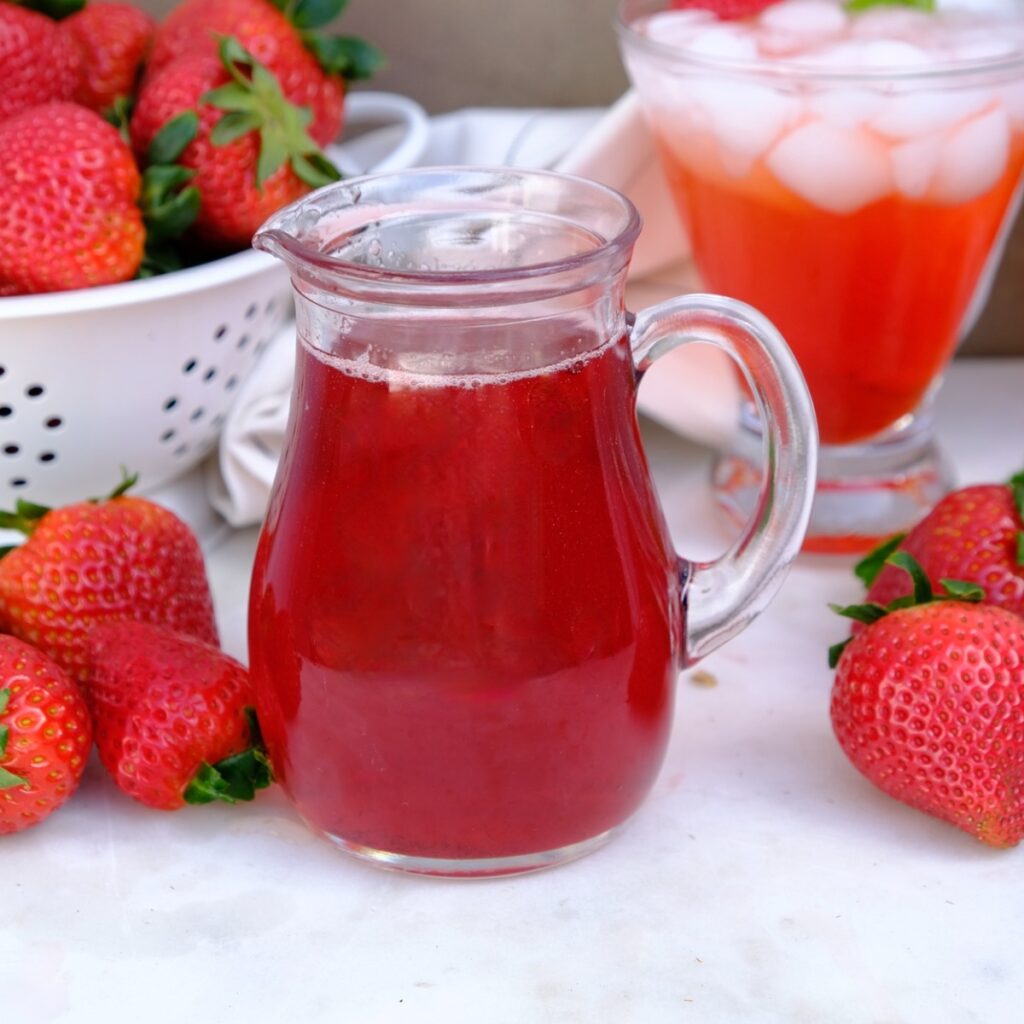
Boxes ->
[204,36,340,189]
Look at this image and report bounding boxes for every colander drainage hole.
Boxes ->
[25,384,44,398]
[9,478,27,488]
[191,407,204,422]
[46,416,62,430]
[0,365,5,377]
[237,334,250,350]
[203,368,217,382]
[245,303,258,320]
[173,444,188,457]
[161,429,176,443]
[38,452,55,463]
[214,325,228,341]
[164,397,178,412]
[0,406,12,418]
[3,444,18,455]
[225,376,238,391]
[183,358,198,374]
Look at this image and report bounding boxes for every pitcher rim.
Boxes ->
[253,166,644,289]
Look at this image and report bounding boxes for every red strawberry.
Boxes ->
[0,636,92,835]
[0,3,80,124]
[0,476,218,684]
[0,101,144,293]
[86,622,270,810]
[62,1,155,113]
[131,38,338,250]
[670,0,779,18]
[148,0,346,147]
[859,478,1024,616]
[830,553,1024,848]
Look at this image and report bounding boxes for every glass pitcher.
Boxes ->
[249,167,817,877]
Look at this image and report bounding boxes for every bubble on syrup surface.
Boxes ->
[766,120,892,213]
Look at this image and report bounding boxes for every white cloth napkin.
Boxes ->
[207,98,737,528]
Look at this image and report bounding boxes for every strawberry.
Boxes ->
[0,2,81,123]
[0,475,218,684]
[147,0,380,147]
[0,101,144,293]
[0,635,92,835]
[62,1,155,114]
[131,37,338,251]
[669,0,779,19]
[830,553,1024,848]
[857,475,1024,617]
[86,622,270,810]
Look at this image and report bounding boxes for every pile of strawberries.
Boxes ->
[0,0,379,295]
[0,478,268,835]
[830,473,1024,849]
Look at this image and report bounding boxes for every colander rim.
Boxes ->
[0,248,278,321]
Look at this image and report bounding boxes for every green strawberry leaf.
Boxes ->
[104,95,135,146]
[939,579,985,602]
[291,0,348,30]
[302,34,385,81]
[0,766,26,790]
[828,639,852,670]
[887,550,933,604]
[138,242,186,279]
[0,499,51,536]
[148,111,200,166]
[140,166,201,241]
[206,35,341,191]
[290,152,341,188]
[183,708,273,806]
[829,601,889,625]
[11,0,86,19]
[210,111,262,146]
[854,533,907,587]
[845,0,935,12]
[104,470,139,502]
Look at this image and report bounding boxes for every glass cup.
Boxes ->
[250,167,817,877]
[618,0,1024,552]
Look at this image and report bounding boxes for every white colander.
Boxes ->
[0,91,430,512]
[0,252,292,508]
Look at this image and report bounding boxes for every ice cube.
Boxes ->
[686,26,760,62]
[759,1,847,39]
[850,8,938,43]
[808,88,885,128]
[643,10,717,48]
[858,40,933,67]
[933,106,1011,203]
[766,121,892,213]
[1002,82,1024,128]
[891,135,944,198]
[693,79,799,175]
[869,88,993,138]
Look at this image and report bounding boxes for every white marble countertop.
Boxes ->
[3,359,1023,1024]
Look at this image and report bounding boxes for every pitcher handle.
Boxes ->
[630,294,818,666]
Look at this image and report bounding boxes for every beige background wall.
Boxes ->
[136,0,1020,355]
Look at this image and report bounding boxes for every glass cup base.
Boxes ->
[320,825,623,879]
[714,405,953,555]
